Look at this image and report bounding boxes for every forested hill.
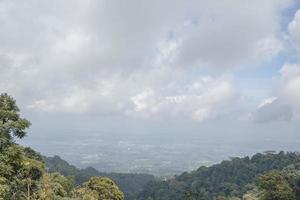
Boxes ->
[44,152,300,200]
[137,151,300,200]
[44,155,155,200]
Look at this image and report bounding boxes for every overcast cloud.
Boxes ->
[0,0,299,124]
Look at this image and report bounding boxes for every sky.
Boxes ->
[1,0,300,153]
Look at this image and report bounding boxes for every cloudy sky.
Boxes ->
[1,0,300,147]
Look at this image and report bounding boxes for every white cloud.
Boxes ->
[0,0,294,121]
[131,90,156,113]
[288,9,300,47]
[251,97,293,123]
[26,70,237,121]
[257,97,278,109]
[127,75,236,121]
[279,64,300,109]
[252,97,293,123]
[252,64,300,123]
[171,14,283,68]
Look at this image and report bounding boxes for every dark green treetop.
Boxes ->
[0,93,31,148]
[256,171,296,200]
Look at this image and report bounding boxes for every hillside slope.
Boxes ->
[137,152,300,200]
[44,155,155,200]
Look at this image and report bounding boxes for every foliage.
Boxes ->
[242,190,259,200]
[0,93,31,149]
[75,177,124,200]
[44,155,155,200]
[39,172,74,199]
[24,147,44,162]
[71,186,99,200]
[138,152,300,200]
[0,176,10,200]
[256,171,295,200]
[70,177,124,200]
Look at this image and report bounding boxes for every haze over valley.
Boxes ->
[23,121,300,175]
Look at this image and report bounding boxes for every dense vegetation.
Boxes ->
[44,155,155,200]
[0,93,124,199]
[137,152,300,200]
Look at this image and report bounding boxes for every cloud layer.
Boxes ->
[0,0,298,122]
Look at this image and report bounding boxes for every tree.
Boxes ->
[24,147,44,162]
[0,176,10,200]
[256,171,296,200]
[242,190,259,200]
[71,187,99,200]
[0,93,31,149]
[72,177,124,200]
[20,157,45,200]
[1,145,44,199]
[0,143,45,199]
[39,173,74,200]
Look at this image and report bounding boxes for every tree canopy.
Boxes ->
[137,152,300,200]
[0,93,31,148]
